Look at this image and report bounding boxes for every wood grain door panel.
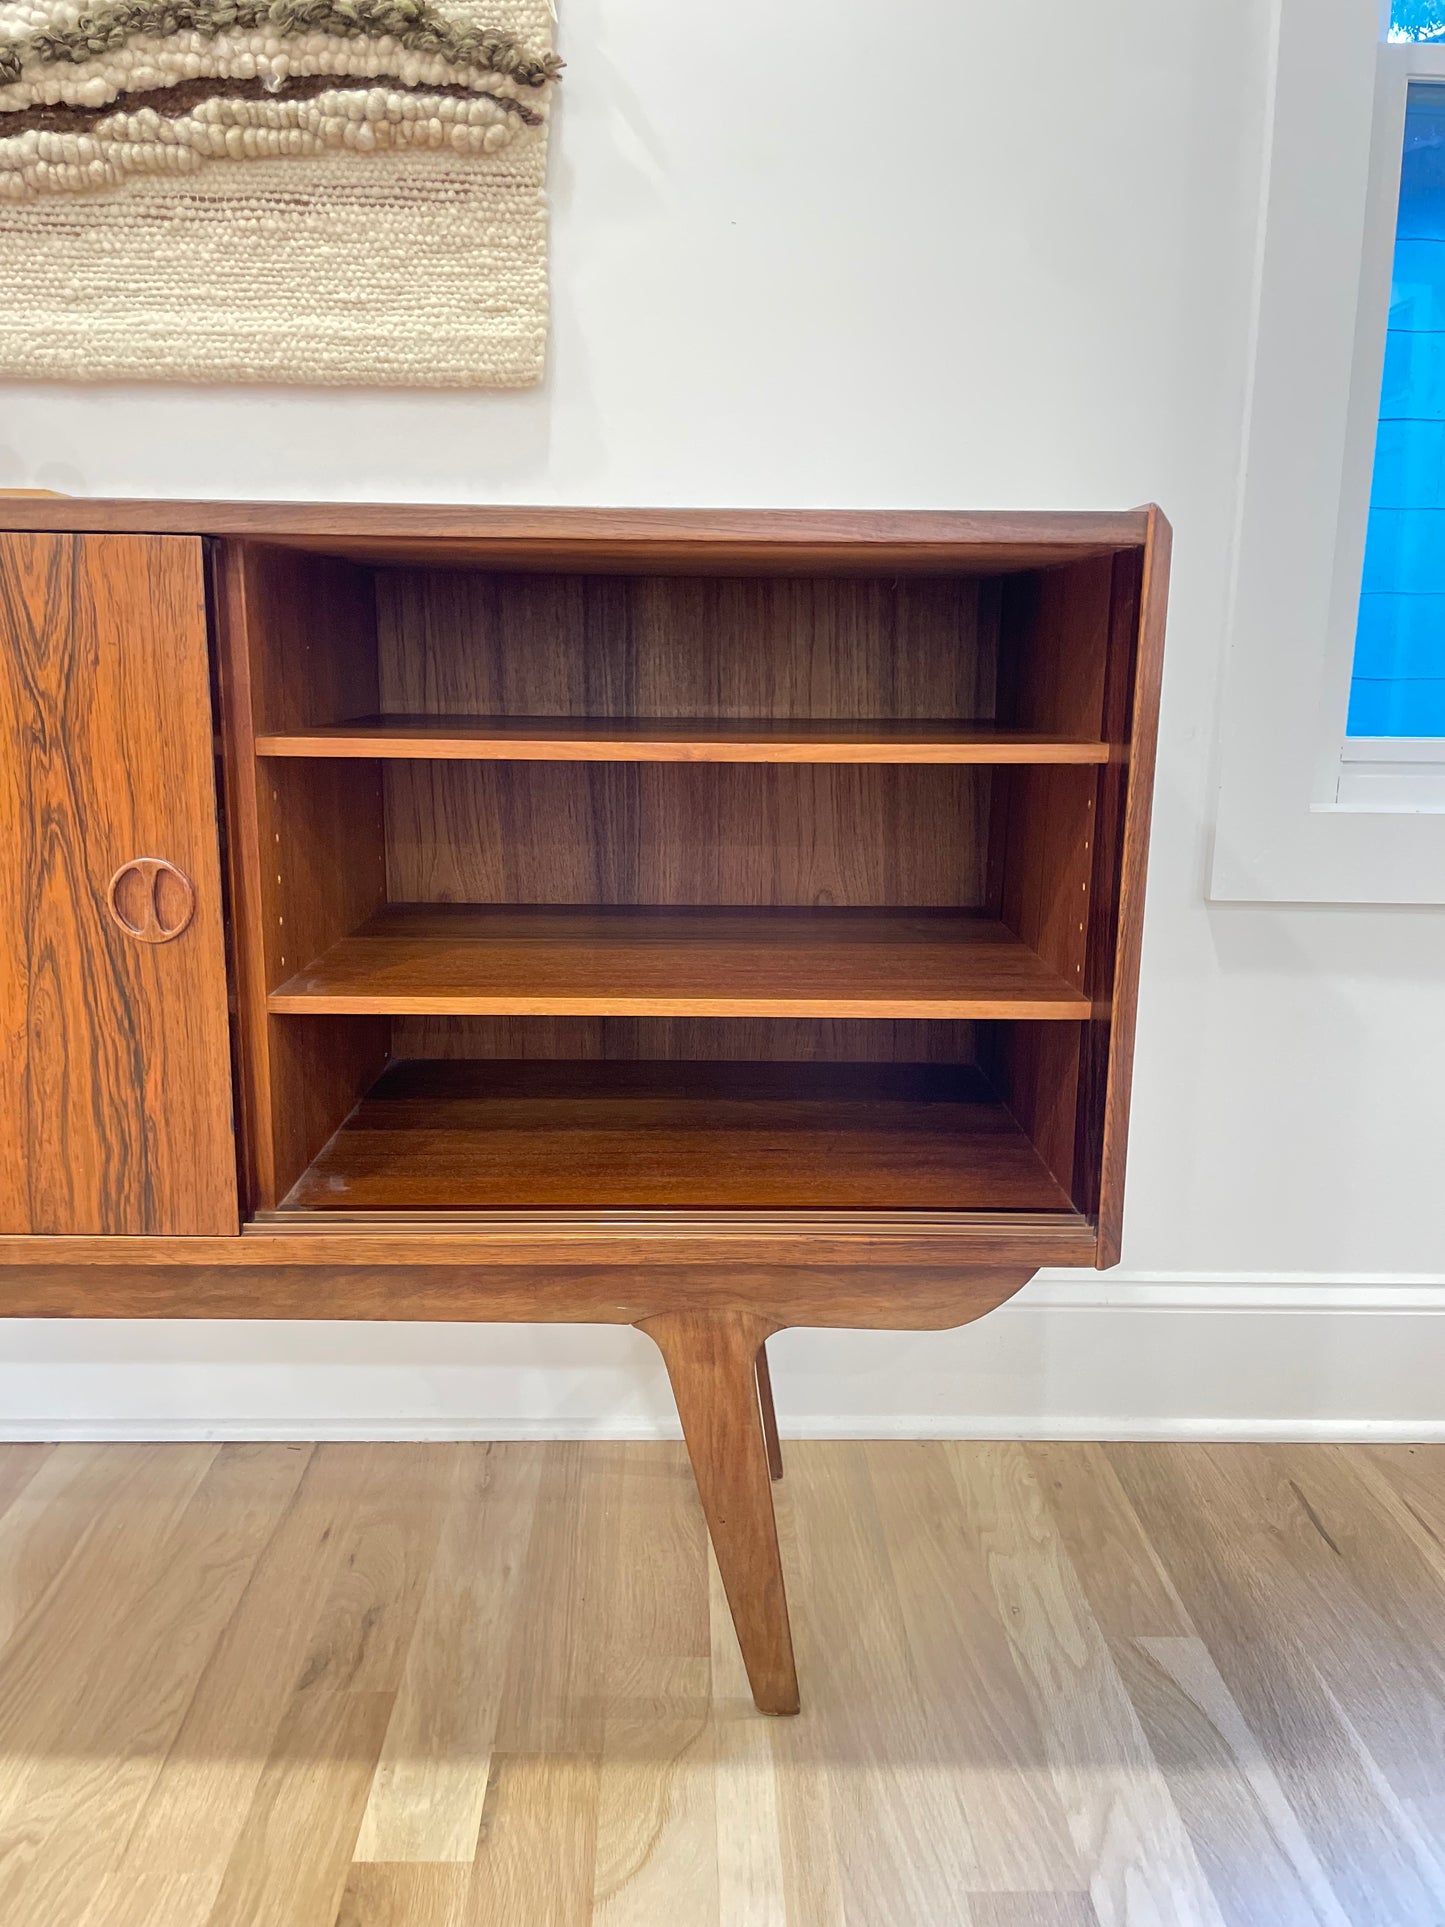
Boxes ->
[0,533,238,1235]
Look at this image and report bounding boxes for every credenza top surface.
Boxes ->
[0,499,1159,573]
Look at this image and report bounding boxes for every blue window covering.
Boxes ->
[1350,83,1445,735]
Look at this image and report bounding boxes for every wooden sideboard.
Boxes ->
[0,501,1170,1715]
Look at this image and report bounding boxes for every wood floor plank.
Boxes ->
[1198,1446,1445,1806]
[591,1444,717,1927]
[0,1444,211,1664]
[117,1444,373,1878]
[947,1441,1228,1927]
[784,1441,983,1926]
[601,1443,711,1701]
[1348,1446,1445,1587]
[78,1869,222,1927]
[763,1480,846,1927]
[204,1686,394,1927]
[1355,1441,1445,1843]
[968,1900,1102,1927]
[338,1864,472,1927]
[465,1443,609,1927]
[1279,1446,1445,1705]
[0,1444,309,1927]
[0,1447,222,1817]
[1025,1442,1192,1637]
[1112,1635,1352,1927]
[355,1444,543,1865]
[296,1443,454,1696]
[1315,1672,1445,1904]
[593,1682,717,1927]
[0,1446,56,1531]
[481,1441,610,1756]
[708,1550,785,1927]
[1359,1444,1445,1560]
[865,1441,1081,1894]
[1108,1442,1445,1927]
[0,1446,118,1656]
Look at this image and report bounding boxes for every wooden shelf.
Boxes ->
[267,905,1092,1020]
[254,715,1110,765]
[279,1059,1078,1213]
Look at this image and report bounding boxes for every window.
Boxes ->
[1209,0,1445,902]
[1348,81,1445,738]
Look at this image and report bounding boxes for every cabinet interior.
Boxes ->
[214,536,1143,1223]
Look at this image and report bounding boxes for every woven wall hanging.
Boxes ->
[0,0,558,386]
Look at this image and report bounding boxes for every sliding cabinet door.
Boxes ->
[0,533,237,1234]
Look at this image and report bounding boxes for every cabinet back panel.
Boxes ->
[392,1016,981,1063]
[384,763,991,908]
[376,571,996,721]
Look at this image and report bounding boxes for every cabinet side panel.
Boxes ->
[995,555,1113,738]
[985,1022,1083,1202]
[0,533,237,1235]
[1089,520,1169,1265]
[990,762,1096,987]
[214,541,388,1210]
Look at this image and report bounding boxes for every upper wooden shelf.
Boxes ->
[267,905,1092,1020]
[254,716,1112,766]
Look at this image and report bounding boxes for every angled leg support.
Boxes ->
[638,1310,799,1716]
[755,1340,784,1482]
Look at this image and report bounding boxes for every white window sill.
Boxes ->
[1335,739,1445,812]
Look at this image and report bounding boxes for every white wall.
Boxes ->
[3,0,1442,1439]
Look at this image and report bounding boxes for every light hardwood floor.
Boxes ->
[0,1439,1441,1926]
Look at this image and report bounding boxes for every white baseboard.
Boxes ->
[0,1270,1440,1443]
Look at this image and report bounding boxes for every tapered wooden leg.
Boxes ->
[638,1310,800,1715]
[755,1341,784,1482]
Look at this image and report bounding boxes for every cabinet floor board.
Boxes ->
[280,1059,1077,1214]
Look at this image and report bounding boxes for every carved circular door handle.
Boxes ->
[106,858,196,944]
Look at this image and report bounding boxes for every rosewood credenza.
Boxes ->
[0,501,1170,1713]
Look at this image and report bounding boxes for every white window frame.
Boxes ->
[1210,0,1445,903]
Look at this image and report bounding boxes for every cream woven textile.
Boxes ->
[0,0,555,386]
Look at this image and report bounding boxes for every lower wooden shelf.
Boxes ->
[267,904,1092,1020]
[253,714,1112,764]
[278,1059,1078,1213]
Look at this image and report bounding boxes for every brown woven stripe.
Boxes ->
[0,1,562,90]
[0,73,543,139]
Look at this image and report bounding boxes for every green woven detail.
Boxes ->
[0,1,562,89]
